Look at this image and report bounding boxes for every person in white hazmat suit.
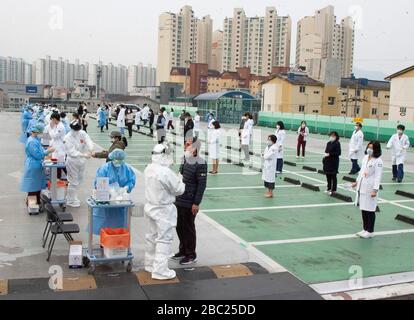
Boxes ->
[349,122,365,175]
[144,144,185,280]
[48,112,66,162]
[387,124,411,183]
[64,120,95,208]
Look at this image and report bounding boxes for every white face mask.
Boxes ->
[355,126,359,131]
[397,130,403,135]
[267,141,273,146]
[276,126,281,130]
[367,149,374,157]
[184,150,193,159]
[330,136,336,142]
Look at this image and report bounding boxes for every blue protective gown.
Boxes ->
[98,109,107,128]
[61,118,71,134]
[20,136,47,193]
[92,162,136,235]
[20,110,33,143]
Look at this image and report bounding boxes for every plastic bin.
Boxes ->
[48,180,68,201]
[100,228,130,258]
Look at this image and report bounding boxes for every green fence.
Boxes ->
[161,105,198,118]
[258,112,414,144]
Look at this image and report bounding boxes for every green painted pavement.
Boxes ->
[258,232,414,284]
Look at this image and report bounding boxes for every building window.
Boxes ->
[385,95,390,99]
[400,107,407,113]
[299,86,306,93]
[299,105,305,112]
[328,97,336,105]
[373,90,379,97]
[371,108,377,115]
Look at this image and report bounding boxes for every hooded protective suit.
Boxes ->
[144,145,185,280]
[20,107,33,143]
[64,122,94,207]
[92,150,136,235]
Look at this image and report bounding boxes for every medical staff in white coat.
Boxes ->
[144,144,185,280]
[208,121,221,174]
[349,122,365,175]
[241,125,251,163]
[194,111,201,137]
[387,125,411,183]
[135,108,142,131]
[116,105,126,136]
[141,105,150,126]
[64,120,95,207]
[352,141,383,239]
[48,112,66,162]
[262,135,278,198]
[275,121,286,174]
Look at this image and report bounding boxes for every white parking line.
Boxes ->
[250,229,414,247]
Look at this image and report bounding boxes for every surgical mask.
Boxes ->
[111,139,116,144]
[397,130,403,135]
[330,136,336,142]
[112,160,125,168]
[267,141,273,146]
[184,150,193,159]
[276,125,281,130]
[367,149,374,157]
[301,125,306,128]
[355,126,359,131]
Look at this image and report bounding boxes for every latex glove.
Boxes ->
[82,153,91,159]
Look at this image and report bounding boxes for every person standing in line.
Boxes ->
[349,122,364,175]
[262,135,278,198]
[167,109,175,131]
[238,114,247,149]
[144,144,186,280]
[194,111,201,138]
[92,131,126,162]
[135,108,142,132]
[180,110,186,128]
[149,108,155,135]
[81,109,89,133]
[125,108,134,139]
[183,113,194,143]
[98,107,107,133]
[155,107,167,143]
[241,123,251,163]
[173,138,207,265]
[208,121,221,175]
[353,141,383,239]
[141,104,149,127]
[104,105,110,130]
[117,104,126,136]
[275,121,286,174]
[297,121,309,159]
[323,131,342,195]
[387,125,410,183]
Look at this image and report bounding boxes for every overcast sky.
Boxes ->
[1,0,413,78]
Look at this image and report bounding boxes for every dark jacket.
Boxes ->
[94,141,126,162]
[323,140,342,174]
[175,156,208,208]
[184,119,194,138]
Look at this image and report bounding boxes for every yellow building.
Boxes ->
[261,73,324,114]
[385,65,414,122]
[261,73,391,120]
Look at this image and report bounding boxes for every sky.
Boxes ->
[1,0,413,79]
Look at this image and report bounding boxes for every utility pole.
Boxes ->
[354,82,359,118]
[96,65,102,100]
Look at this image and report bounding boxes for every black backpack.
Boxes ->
[122,136,128,148]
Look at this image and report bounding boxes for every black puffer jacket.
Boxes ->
[323,140,342,174]
[175,156,208,208]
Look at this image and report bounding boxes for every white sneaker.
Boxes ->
[276,171,282,174]
[325,190,331,194]
[66,201,81,208]
[356,230,366,237]
[296,156,299,159]
[360,231,375,239]
[301,156,305,159]
[152,270,176,280]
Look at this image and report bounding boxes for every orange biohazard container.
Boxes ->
[100,228,130,259]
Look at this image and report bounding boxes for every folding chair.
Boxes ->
[41,194,74,248]
[44,203,80,262]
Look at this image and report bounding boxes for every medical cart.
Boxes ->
[84,199,135,275]
[43,161,67,211]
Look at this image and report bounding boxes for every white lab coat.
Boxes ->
[194,115,201,132]
[349,130,365,160]
[144,158,185,279]
[241,128,250,146]
[297,127,310,141]
[387,134,410,166]
[117,108,126,128]
[245,119,254,136]
[49,122,66,161]
[208,129,221,160]
[355,155,383,212]
[275,129,286,159]
[135,111,142,126]
[141,107,149,121]
[262,144,278,183]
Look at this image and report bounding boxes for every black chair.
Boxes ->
[40,194,74,248]
[44,203,80,262]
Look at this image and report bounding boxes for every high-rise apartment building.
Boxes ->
[296,5,355,77]
[0,57,26,84]
[127,63,157,93]
[156,5,213,84]
[211,30,224,72]
[222,7,292,76]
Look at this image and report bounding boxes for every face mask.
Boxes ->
[112,160,125,168]
[276,126,281,130]
[301,125,306,128]
[330,137,336,142]
[267,141,273,146]
[397,130,403,135]
[367,149,374,157]
[184,150,193,159]
[111,139,116,144]
[355,126,359,131]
